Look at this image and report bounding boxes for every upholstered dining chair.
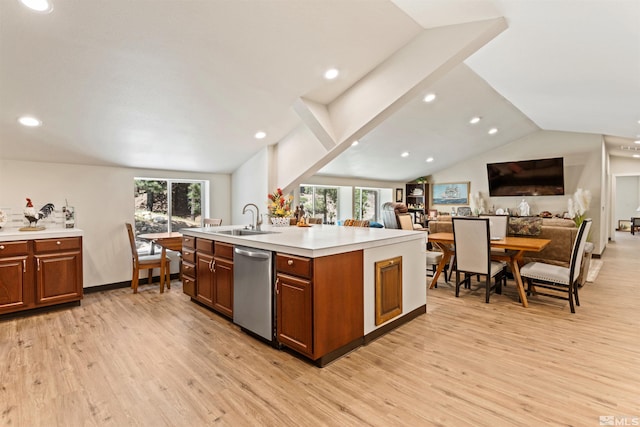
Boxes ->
[520,219,592,313]
[204,218,222,227]
[125,223,170,293]
[452,217,506,303]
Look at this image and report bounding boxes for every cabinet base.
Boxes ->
[0,300,81,320]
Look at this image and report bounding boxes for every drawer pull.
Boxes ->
[0,245,4,250]
[287,259,293,266]
[56,241,62,245]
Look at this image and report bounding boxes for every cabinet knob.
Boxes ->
[0,245,4,250]
[56,241,62,245]
[287,259,293,266]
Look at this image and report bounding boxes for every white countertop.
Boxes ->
[0,227,84,242]
[181,224,426,257]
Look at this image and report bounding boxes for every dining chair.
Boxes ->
[452,217,506,303]
[125,223,170,293]
[307,217,322,224]
[520,219,592,313]
[204,218,222,227]
[397,213,415,230]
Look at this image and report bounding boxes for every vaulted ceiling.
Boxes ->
[1,0,639,183]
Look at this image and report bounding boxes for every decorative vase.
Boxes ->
[270,217,290,227]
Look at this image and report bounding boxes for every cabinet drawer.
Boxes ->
[182,275,196,298]
[0,241,29,256]
[195,238,214,254]
[182,235,196,249]
[214,242,233,260]
[182,248,196,263]
[182,261,196,278]
[34,237,81,253]
[276,253,312,279]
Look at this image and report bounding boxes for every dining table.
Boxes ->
[428,232,551,307]
[138,231,183,292]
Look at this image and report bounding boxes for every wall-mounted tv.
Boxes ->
[486,157,565,197]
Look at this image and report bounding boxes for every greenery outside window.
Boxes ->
[354,187,379,222]
[299,185,339,224]
[134,178,207,234]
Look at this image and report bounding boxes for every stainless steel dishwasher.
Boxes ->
[233,246,273,342]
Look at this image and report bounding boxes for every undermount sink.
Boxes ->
[214,229,276,236]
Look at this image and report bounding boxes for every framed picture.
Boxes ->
[428,209,438,219]
[432,182,470,205]
[617,219,631,231]
[395,188,403,202]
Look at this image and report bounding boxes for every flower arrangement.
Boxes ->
[267,188,293,217]
[568,188,592,227]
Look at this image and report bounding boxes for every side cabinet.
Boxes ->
[275,250,364,364]
[0,236,83,316]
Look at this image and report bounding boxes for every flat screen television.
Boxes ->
[486,157,565,196]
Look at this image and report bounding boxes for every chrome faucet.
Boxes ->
[242,203,262,231]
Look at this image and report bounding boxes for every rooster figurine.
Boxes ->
[24,198,55,228]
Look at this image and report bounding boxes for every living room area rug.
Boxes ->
[587,259,603,283]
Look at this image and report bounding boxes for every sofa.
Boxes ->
[428,216,578,267]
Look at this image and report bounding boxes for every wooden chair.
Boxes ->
[204,218,222,227]
[631,217,640,235]
[520,219,592,313]
[452,217,506,303]
[125,223,169,293]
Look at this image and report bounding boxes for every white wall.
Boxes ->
[427,130,605,253]
[0,159,230,288]
[615,176,639,221]
[231,147,270,227]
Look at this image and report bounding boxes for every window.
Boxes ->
[299,185,339,224]
[134,178,207,234]
[354,187,379,221]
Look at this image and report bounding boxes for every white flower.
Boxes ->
[568,188,591,226]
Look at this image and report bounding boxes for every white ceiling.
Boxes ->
[1,0,639,183]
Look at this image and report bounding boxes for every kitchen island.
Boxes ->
[181,224,426,366]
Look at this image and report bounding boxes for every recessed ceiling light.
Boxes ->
[254,131,266,139]
[20,0,53,12]
[324,68,339,80]
[351,140,359,146]
[423,93,436,103]
[634,154,640,158]
[426,157,434,163]
[401,152,409,157]
[488,128,498,135]
[18,116,42,127]
[634,140,640,144]
[469,116,481,124]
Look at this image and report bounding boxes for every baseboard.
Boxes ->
[84,273,181,294]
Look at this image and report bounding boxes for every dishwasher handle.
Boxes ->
[234,247,270,259]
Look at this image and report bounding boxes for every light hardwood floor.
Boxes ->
[1,232,639,426]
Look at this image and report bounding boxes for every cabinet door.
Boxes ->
[0,255,32,313]
[212,257,233,318]
[35,251,82,305]
[276,273,313,356]
[374,256,403,325]
[196,253,214,306]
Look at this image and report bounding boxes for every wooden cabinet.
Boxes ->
[0,241,31,313]
[34,237,83,305]
[181,236,196,297]
[275,250,364,365]
[212,242,233,318]
[406,182,429,226]
[190,238,233,318]
[0,236,83,316]
[276,254,314,356]
[374,256,403,326]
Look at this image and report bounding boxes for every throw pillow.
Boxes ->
[508,216,543,236]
